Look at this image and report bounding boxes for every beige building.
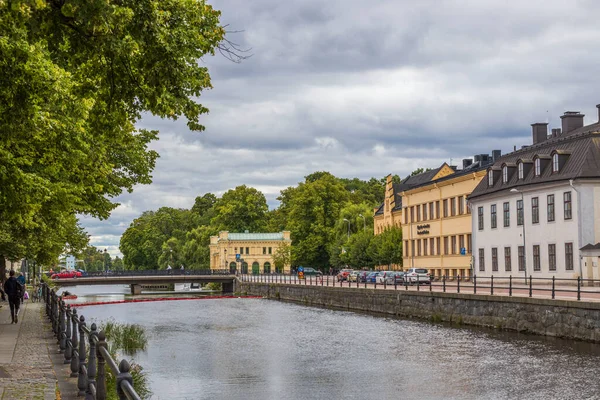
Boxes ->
[375,151,500,279]
[209,231,292,274]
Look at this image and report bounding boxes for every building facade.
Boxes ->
[209,231,292,274]
[373,175,403,234]
[469,107,600,279]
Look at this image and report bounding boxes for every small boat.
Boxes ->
[62,295,78,300]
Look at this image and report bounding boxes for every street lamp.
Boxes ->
[358,214,366,231]
[510,188,527,283]
[224,249,228,272]
[343,218,351,240]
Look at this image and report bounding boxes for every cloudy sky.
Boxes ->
[82,0,600,256]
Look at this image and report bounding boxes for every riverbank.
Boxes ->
[238,282,600,343]
[0,299,78,400]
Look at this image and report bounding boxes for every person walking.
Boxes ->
[17,272,25,304]
[4,270,22,323]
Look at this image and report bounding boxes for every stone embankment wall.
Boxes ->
[238,282,600,342]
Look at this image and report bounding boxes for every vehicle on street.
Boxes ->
[348,271,359,282]
[376,271,397,284]
[357,271,370,283]
[367,272,381,283]
[404,268,431,284]
[337,269,354,282]
[394,272,405,284]
[302,268,323,277]
[51,270,82,279]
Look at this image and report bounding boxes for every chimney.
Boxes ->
[551,128,561,138]
[597,104,600,122]
[462,159,473,169]
[560,111,584,135]
[531,123,549,144]
[492,150,501,161]
[473,155,481,163]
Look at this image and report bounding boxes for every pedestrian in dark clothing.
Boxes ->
[17,272,25,304]
[4,270,22,323]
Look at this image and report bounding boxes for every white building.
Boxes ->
[468,107,600,279]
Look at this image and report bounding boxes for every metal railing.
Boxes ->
[82,269,231,277]
[43,284,142,400]
[239,273,600,301]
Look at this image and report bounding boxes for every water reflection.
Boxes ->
[66,285,600,400]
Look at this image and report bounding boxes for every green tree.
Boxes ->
[191,193,217,225]
[0,0,226,276]
[272,242,292,273]
[369,226,403,269]
[343,230,375,269]
[211,185,268,233]
[410,168,432,177]
[181,225,215,269]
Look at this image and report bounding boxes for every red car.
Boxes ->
[336,269,354,282]
[51,270,82,279]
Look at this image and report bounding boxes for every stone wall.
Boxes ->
[238,282,600,342]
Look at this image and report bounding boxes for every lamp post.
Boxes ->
[358,214,366,231]
[224,249,227,272]
[343,218,351,240]
[510,188,527,283]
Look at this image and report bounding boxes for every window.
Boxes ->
[547,194,555,222]
[417,239,421,256]
[503,202,510,227]
[417,205,421,222]
[504,247,512,271]
[518,162,524,179]
[451,197,456,216]
[479,248,485,271]
[518,246,525,271]
[430,238,435,255]
[246,247,249,254]
[263,247,267,254]
[451,236,457,255]
[492,248,498,271]
[444,236,449,255]
[517,199,524,226]
[564,191,572,220]
[436,201,440,219]
[459,235,465,253]
[423,239,428,256]
[565,243,574,271]
[404,241,409,256]
[532,197,539,224]
[410,206,414,223]
[488,171,494,186]
[268,247,272,255]
[411,240,415,257]
[429,202,434,220]
[467,234,472,254]
[240,247,244,255]
[478,206,484,230]
[552,153,559,172]
[443,199,448,218]
[502,166,508,183]
[458,196,464,215]
[535,158,541,176]
[423,203,428,221]
[533,245,540,271]
[436,237,441,255]
[491,204,497,229]
[548,244,556,271]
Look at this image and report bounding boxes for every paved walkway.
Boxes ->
[0,299,77,400]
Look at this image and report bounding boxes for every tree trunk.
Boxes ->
[0,255,6,284]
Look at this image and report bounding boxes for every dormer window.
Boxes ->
[488,171,494,186]
[552,153,559,172]
[518,162,524,179]
[534,158,541,176]
[502,166,508,183]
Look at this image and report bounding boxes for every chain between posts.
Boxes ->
[43,283,142,400]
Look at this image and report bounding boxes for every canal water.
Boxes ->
[62,285,600,400]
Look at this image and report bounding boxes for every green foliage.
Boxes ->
[272,242,292,272]
[410,168,433,177]
[211,185,268,232]
[205,282,222,291]
[342,230,375,269]
[369,226,403,268]
[181,225,215,269]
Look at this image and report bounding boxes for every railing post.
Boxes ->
[552,276,555,300]
[457,275,460,293]
[490,276,494,296]
[443,275,446,292]
[65,305,72,364]
[78,315,88,396]
[51,290,57,334]
[71,309,79,377]
[529,275,532,298]
[577,276,581,301]
[87,323,98,399]
[59,299,66,353]
[116,360,134,400]
[473,275,477,294]
[509,275,512,296]
[97,332,107,400]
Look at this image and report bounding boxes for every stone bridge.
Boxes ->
[52,270,237,294]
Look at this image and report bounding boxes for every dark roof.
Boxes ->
[399,163,490,193]
[581,243,600,251]
[391,183,404,210]
[374,203,384,215]
[469,129,600,200]
[399,166,444,188]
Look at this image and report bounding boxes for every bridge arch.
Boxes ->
[229,262,237,274]
[252,261,260,275]
[263,262,271,274]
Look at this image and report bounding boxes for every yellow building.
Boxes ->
[209,231,292,274]
[375,152,500,279]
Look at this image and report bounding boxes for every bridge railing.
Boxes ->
[83,269,230,277]
[43,284,142,400]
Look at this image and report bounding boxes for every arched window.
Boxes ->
[552,153,559,172]
[502,166,508,183]
[518,162,524,179]
[534,158,541,176]
[488,171,494,186]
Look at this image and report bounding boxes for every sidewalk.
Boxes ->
[0,299,77,400]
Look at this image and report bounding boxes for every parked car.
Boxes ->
[366,272,381,283]
[404,268,431,284]
[376,271,397,284]
[51,270,82,279]
[357,271,370,283]
[393,272,405,284]
[337,269,354,282]
[302,268,322,277]
[348,271,360,282]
